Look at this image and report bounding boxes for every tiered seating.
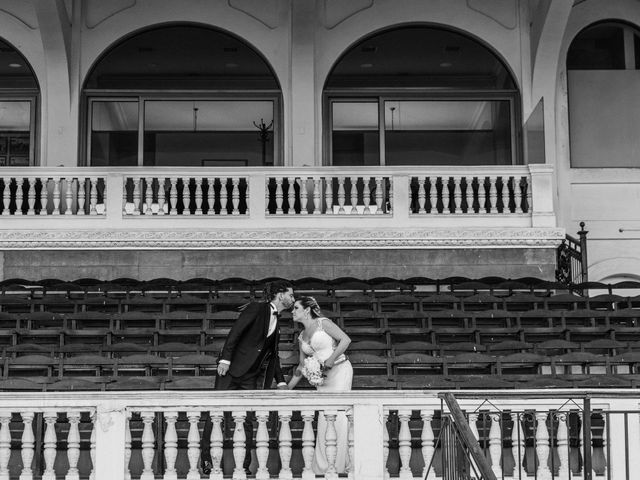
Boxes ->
[1,276,640,390]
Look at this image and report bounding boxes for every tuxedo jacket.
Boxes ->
[218,301,285,387]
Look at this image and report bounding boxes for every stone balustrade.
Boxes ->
[0,165,561,249]
[0,390,636,480]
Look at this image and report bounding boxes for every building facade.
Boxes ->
[0,0,635,282]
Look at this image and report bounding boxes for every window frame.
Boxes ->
[82,90,283,167]
[0,91,39,166]
[324,88,522,166]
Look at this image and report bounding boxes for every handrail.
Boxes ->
[440,392,497,480]
[556,221,589,289]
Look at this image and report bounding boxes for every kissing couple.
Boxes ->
[201,280,353,475]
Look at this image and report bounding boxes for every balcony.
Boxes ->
[0,165,562,250]
[0,389,635,480]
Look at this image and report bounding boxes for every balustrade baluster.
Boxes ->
[76,178,85,216]
[363,177,372,214]
[511,413,527,478]
[556,413,569,480]
[124,411,132,480]
[287,177,296,214]
[157,178,166,215]
[489,414,502,477]
[383,409,390,480]
[439,177,449,215]
[144,177,153,215]
[244,178,250,215]
[337,177,346,214]
[350,176,359,214]
[279,411,293,479]
[19,411,34,480]
[210,411,224,480]
[421,411,435,480]
[300,177,309,215]
[599,414,607,478]
[489,177,498,214]
[453,177,462,214]
[527,177,532,214]
[398,410,412,480]
[208,178,216,216]
[89,413,96,480]
[478,177,489,214]
[195,178,203,215]
[0,412,10,480]
[186,411,201,480]
[313,178,322,215]
[301,410,315,480]
[463,177,473,214]
[63,178,73,215]
[121,179,127,214]
[275,177,284,214]
[387,176,393,213]
[169,178,178,215]
[265,178,271,215]
[428,177,437,214]
[182,178,191,216]
[220,179,229,216]
[42,412,57,480]
[163,411,178,480]
[324,411,339,480]
[231,177,240,215]
[27,177,36,215]
[346,409,354,480]
[131,177,141,215]
[501,177,509,213]
[140,411,156,480]
[14,177,24,215]
[468,413,481,474]
[577,414,584,478]
[255,411,270,480]
[90,177,98,215]
[1,179,10,216]
[65,411,81,480]
[417,177,427,214]
[233,411,248,480]
[324,177,333,215]
[375,177,383,215]
[535,412,552,480]
[514,177,523,213]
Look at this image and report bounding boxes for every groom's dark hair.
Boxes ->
[264,280,293,300]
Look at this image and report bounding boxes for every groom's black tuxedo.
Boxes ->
[216,301,285,389]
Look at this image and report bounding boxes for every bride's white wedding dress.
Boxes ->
[299,317,353,474]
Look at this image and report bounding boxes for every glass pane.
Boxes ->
[143,100,274,166]
[332,102,379,166]
[90,100,139,166]
[384,100,512,165]
[567,24,625,70]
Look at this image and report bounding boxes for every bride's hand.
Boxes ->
[323,358,334,369]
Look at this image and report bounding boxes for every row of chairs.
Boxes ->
[2,291,640,315]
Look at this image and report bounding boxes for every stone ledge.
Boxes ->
[0,228,566,250]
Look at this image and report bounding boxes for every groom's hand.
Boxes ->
[217,363,229,376]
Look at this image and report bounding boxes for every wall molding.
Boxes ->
[0,228,565,250]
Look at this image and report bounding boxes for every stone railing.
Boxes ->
[0,165,561,248]
[0,390,636,480]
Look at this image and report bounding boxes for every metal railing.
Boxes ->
[556,221,589,289]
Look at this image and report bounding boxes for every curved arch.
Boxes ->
[589,257,640,283]
[323,22,519,92]
[83,21,281,91]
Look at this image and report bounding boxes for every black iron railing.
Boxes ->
[556,221,589,287]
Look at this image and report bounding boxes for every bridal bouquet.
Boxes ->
[301,356,325,386]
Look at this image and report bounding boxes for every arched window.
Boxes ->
[567,21,640,167]
[82,24,281,166]
[324,25,520,166]
[0,38,38,166]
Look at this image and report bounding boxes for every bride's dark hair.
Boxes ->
[297,296,322,318]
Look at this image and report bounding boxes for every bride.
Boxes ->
[287,296,353,474]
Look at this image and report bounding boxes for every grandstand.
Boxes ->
[0,0,639,479]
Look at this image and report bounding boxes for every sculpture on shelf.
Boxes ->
[253,118,273,165]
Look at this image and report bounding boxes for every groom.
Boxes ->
[201,280,294,474]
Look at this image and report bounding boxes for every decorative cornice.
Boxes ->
[0,228,565,250]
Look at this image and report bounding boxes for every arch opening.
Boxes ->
[0,37,39,167]
[323,25,520,166]
[82,24,282,167]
